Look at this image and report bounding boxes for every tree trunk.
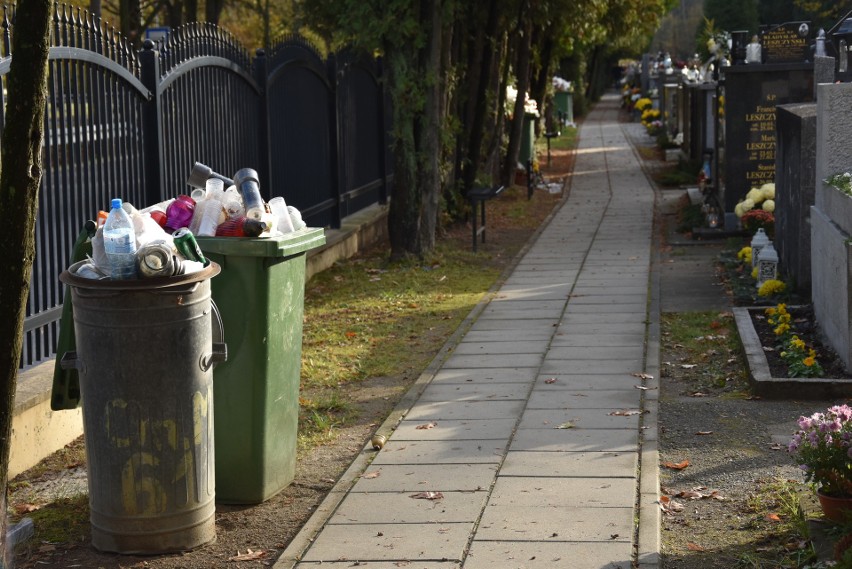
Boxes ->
[204,0,225,25]
[184,0,197,23]
[501,12,533,187]
[461,0,500,196]
[416,0,443,252]
[0,0,53,565]
[119,0,143,46]
[530,32,553,137]
[387,0,444,259]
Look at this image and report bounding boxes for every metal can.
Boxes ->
[137,241,179,278]
[173,228,207,265]
[371,434,386,450]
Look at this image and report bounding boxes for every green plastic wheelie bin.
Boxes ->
[197,227,325,504]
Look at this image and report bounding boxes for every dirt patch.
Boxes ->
[7,149,574,568]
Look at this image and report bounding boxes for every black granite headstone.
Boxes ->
[722,64,814,212]
[761,22,811,64]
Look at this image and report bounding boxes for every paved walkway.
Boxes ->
[276,94,661,569]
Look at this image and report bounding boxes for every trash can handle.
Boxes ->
[201,343,228,372]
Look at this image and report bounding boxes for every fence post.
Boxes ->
[376,55,388,205]
[329,51,342,229]
[139,39,164,203]
[253,48,272,195]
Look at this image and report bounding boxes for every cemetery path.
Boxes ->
[275,92,660,569]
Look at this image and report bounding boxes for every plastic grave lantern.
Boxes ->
[756,241,779,288]
[750,227,770,269]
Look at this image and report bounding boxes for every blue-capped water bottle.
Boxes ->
[103,198,138,279]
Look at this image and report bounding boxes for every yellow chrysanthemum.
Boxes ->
[774,323,790,336]
[758,279,786,297]
[738,246,752,263]
[765,307,777,316]
[792,337,806,350]
[751,267,758,279]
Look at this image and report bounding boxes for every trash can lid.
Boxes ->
[196,227,325,258]
[60,261,221,290]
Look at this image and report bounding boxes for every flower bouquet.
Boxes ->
[788,405,852,520]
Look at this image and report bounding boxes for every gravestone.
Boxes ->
[722,64,814,212]
[686,82,717,164]
[814,55,835,93]
[775,103,816,295]
[760,22,812,64]
[812,82,852,372]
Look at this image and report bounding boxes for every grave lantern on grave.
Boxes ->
[756,241,779,288]
[751,228,770,268]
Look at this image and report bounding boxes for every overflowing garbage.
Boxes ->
[75,163,306,281]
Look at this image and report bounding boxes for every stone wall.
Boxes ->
[812,82,852,371]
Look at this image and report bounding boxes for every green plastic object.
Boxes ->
[554,91,574,124]
[52,221,96,410]
[519,113,536,166]
[197,227,325,504]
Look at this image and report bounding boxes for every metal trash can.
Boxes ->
[59,262,226,554]
[197,227,325,504]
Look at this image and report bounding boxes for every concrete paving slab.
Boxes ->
[533,374,637,390]
[500,450,637,477]
[549,332,646,347]
[560,313,647,324]
[392,419,517,441]
[509,428,638,452]
[416,382,530,402]
[460,330,554,342]
[491,285,573,301]
[349,464,497,493]
[567,294,648,305]
[464,541,633,569]
[545,346,645,360]
[539,359,643,375]
[467,318,560,331]
[487,299,567,310]
[475,506,633,541]
[518,408,640,429]
[298,560,461,569]
[430,368,538,384]
[371,439,507,464]
[572,285,652,297]
[405,400,526,421]
[565,303,647,314]
[487,476,635,508]
[452,340,550,355]
[479,307,565,320]
[327,491,489,524]
[525,388,641,410]
[441,353,544,369]
[299,523,471,563]
[554,323,647,335]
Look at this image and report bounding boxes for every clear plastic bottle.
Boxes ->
[103,198,138,279]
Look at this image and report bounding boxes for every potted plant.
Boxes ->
[788,404,852,521]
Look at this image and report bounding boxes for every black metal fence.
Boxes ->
[2,5,391,369]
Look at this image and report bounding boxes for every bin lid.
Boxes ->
[59,261,221,289]
[196,227,325,258]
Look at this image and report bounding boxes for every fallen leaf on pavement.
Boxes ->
[229,549,266,561]
[410,491,444,500]
[663,459,690,470]
[415,422,437,430]
[634,385,656,390]
[554,421,575,429]
[361,471,381,479]
[676,491,704,499]
[632,372,654,380]
[544,378,557,384]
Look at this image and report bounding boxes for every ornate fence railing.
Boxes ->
[1,5,391,368]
